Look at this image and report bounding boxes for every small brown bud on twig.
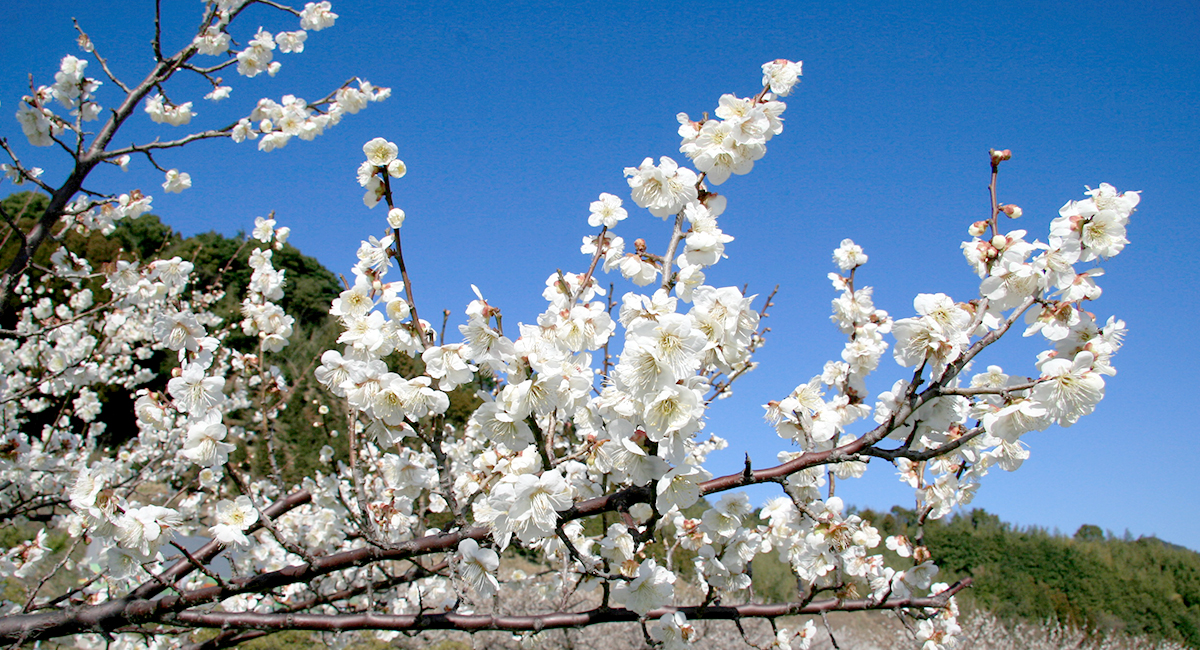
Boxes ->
[1000,204,1022,218]
[913,545,932,563]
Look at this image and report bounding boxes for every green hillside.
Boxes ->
[860,506,1200,647]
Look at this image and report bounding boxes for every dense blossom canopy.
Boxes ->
[0,2,1139,649]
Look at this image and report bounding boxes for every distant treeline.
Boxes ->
[858,506,1200,648]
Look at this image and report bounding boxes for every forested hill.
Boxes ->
[860,506,1200,648]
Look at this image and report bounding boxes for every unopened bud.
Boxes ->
[631,427,648,444]
[387,207,406,229]
[633,238,647,254]
[913,545,932,563]
[1000,204,1022,218]
[387,159,407,179]
[990,235,1006,249]
[989,148,1012,164]
[968,221,988,237]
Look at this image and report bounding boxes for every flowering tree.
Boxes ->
[0,2,1140,649]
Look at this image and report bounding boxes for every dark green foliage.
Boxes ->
[858,505,1200,648]
[1076,524,1106,543]
[750,549,798,603]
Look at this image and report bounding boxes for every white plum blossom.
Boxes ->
[145,95,194,126]
[275,30,308,53]
[236,29,277,77]
[613,558,675,615]
[588,192,628,228]
[168,364,226,415]
[833,238,867,271]
[162,169,191,193]
[761,59,803,96]
[300,1,338,30]
[252,216,276,243]
[205,85,232,101]
[511,471,574,539]
[155,309,206,352]
[182,410,236,467]
[1052,183,1138,262]
[363,137,398,166]
[648,612,696,649]
[210,496,259,546]
[1032,351,1105,426]
[625,156,699,218]
[388,207,406,228]
[116,505,180,557]
[194,26,231,55]
[456,538,500,597]
[16,104,58,146]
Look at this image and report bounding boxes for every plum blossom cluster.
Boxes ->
[0,24,1136,649]
[297,58,980,647]
[0,215,295,584]
[607,74,788,295]
[0,0,406,629]
[767,174,1134,535]
[230,82,390,153]
[13,0,385,207]
[52,224,298,580]
[15,55,102,147]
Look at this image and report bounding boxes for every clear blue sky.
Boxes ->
[4,0,1198,549]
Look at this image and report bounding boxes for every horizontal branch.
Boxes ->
[862,426,986,463]
[104,127,239,158]
[0,491,312,644]
[165,579,970,633]
[130,490,313,601]
[937,380,1040,397]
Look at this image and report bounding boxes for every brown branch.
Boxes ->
[162,580,969,633]
[73,19,130,93]
[103,127,240,158]
[659,212,686,290]
[22,538,82,612]
[571,225,608,304]
[863,426,987,463]
[937,380,1040,397]
[129,490,311,601]
[226,470,317,565]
